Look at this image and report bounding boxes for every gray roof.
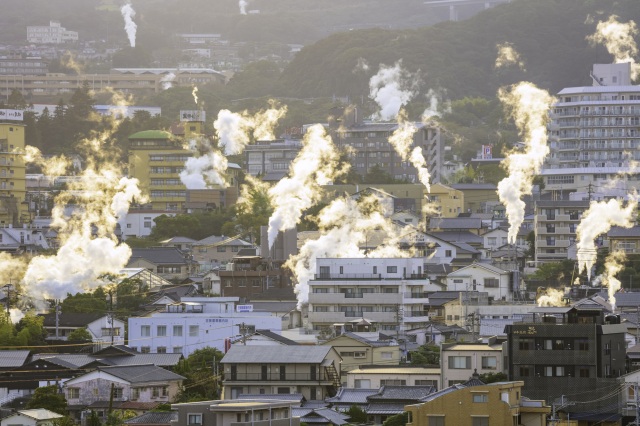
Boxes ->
[449,241,480,254]
[40,312,105,327]
[0,350,30,368]
[430,218,483,229]
[609,226,640,238]
[428,231,484,245]
[101,354,183,367]
[238,393,304,403]
[97,364,185,384]
[195,235,253,246]
[311,408,350,425]
[368,385,435,401]
[161,236,196,244]
[325,388,378,404]
[417,384,467,403]
[365,403,407,415]
[450,183,497,190]
[31,354,97,368]
[251,301,298,312]
[222,345,334,364]
[253,330,300,345]
[124,412,178,425]
[129,247,188,265]
[450,262,509,275]
[331,332,394,348]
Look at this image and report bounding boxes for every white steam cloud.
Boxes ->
[192,86,199,105]
[353,57,370,73]
[576,196,637,279]
[388,111,431,191]
[592,251,626,310]
[369,61,419,121]
[267,124,345,248]
[286,195,408,308]
[495,42,526,71]
[120,3,137,48]
[160,73,176,90]
[588,15,639,80]
[239,0,248,14]
[497,82,555,243]
[180,138,228,189]
[537,288,566,307]
[24,146,70,178]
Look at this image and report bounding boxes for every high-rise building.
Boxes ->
[543,62,640,194]
[0,123,27,225]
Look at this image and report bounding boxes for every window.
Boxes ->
[173,325,183,336]
[472,394,489,403]
[481,356,497,369]
[141,346,150,353]
[472,418,489,426]
[141,325,150,337]
[519,366,531,377]
[354,352,366,358]
[187,414,202,425]
[113,388,123,398]
[448,356,471,369]
[189,325,199,336]
[380,351,393,360]
[519,338,533,350]
[131,388,140,400]
[579,367,590,378]
[68,388,79,399]
[387,266,397,273]
[484,278,499,288]
[217,246,226,252]
[445,250,452,257]
[487,237,497,246]
[157,346,167,354]
[355,379,371,389]
[381,379,406,386]
[577,339,589,351]
[314,306,328,312]
[428,416,445,426]
[102,327,120,336]
[415,380,438,386]
[157,325,167,336]
[152,387,160,398]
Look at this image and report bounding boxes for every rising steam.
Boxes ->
[24,146,70,178]
[592,251,626,310]
[180,137,228,189]
[160,73,176,90]
[497,82,555,243]
[495,42,526,71]
[537,288,566,307]
[388,110,431,190]
[120,3,137,48]
[369,61,419,121]
[587,16,639,80]
[192,86,199,105]
[576,196,637,279]
[286,195,407,308]
[239,0,248,14]
[267,124,346,248]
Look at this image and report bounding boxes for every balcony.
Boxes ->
[228,373,330,382]
[313,273,429,281]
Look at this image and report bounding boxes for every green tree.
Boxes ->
[346,405,368,423]
[175,347,224,402]
[52,416,77,426]
[233,179,273,244]
[382,412,408,426]
[115,278,148,313]
[15,312,47,345]
[150,214,201,240]
[61,291,108,314]
[7,89,28,109]
[409,344,440,365]
[530,259,577,286]
[363,164,397,184]
[67,327,92,342]
[478,372,507,384]
[26,385,68,415]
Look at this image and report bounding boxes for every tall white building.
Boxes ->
[544,62,640,193]
[128,297,282,357]
[27,21,78,44]
[308,258,436,333]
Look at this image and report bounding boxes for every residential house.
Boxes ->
[291,407,349,426]
[127,247,194,281]
[346,366,440,390]
[446,262,514,302]
[0,226,50,252]
[218,256,295,301]
[426,183,464,218]
[429,217,484,235]
[170,399,301,426]
[324,388,378,413]
[118,268,174,293]
[350,187,397,217]
[307,258,432,334]
[39,313,125,347]
[120,210,176,240]
[609,225,640,255]
[0,350,31,403]
[412,324,471,346]
[161,236,196,252]
[505,307,626,419]
[235,329,299,346]
[425,291,489,328]
[449,183,500,215]
[322,332,401,375]
[63,365,185,419]
[619,369,640,421]
[220,345,342,400]
[192,235,256,270]
[0,409,63,426]
[405,381,550,426]
[441,340,504,388]
[124,411,178,426]
[128,297,282,356]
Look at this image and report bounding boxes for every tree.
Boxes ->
[61,291,108,314]
[233,178,274,244]
[382,412,408,426]
[363,164,397,184]
[115,278,148,313]
[25,385,68,415]
[530,259,577,286]
[346,405,368,424]
[175,347,224,402]
[7,89,28,109]
[15,312,47,345]
[478,372,507,384]
[409,344,440,365]
[68,327,92,342]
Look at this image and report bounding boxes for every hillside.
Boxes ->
[278,0,640,102]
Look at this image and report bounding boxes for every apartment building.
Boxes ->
[544,62,640,194]
[27,21,78,44]
[127,297,281,357]
[171,399,301,426]
[0,58,48,76]
[245,139,302,179]
[505,307,626,418]
[325,107,443,184]
[0,123,27,225]
[307,258,433,333]
[534,199,589,264]
[441,341,504,388]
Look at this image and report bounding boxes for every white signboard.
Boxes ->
[0,109,24,121]
[236,305,254,313]
[180,110,205,122]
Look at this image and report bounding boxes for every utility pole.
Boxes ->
[588,182,593,201]
[239,322,249,345]
[3,283,13,315]
[55,301,61,339]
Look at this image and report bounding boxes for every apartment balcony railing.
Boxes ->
[314,273,429,281]
[228,373,329,382]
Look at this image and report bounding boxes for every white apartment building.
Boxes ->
[128,297,282,357]
[27,21,78,44]
[120,210,176,240]
[544,62,640,193]
[534,200,589,264]
[308,258,437,333]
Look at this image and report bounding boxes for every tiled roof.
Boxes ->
[97,364,185,384]
[428,231,484,245]
[325,388,378,404]
[195,235,253,246]
[254,330,300,345]
[222,345,332,364]
[124,411,178,425]
[311,408,350,425]
[31,354,98,368]
[40,312,105,327]
[129,247,188,265]
[101,354,183,367]
[160,236,196,244]
[365,403,407,414]
[609,226,640,238]
[0,350,30,368]
[238,393,304,403]
[430,218,483,229]
[368,386,435,401]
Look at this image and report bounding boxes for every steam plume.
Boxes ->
[388,110,431,190]
[495,42,526,70]
[180,138,228,189]
[537,288,566,307]
[160,73,176,90]
[497,82,555,243]
[267,124,346,248]
[369,61,418,120]
[192,86,199,105]
[24,146,70,178]
[120,3,137,48]
[353,57,370,73]
[592,251,626,310]
[587,16,639,80]
[286,195,407,308]
[576,196,637,279]
[239,0,248,14]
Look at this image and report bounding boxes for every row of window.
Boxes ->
[420,416,488,426]
[140,325,198,337]
[67,386,168,399]
[448,356,497,370]
[517,338,589,351]
[518,365,590,378]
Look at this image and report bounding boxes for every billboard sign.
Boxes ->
[0,109,24,121]
[236,305,254,313]
[180,110,205,122]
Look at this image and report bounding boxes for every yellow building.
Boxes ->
[0,123,27,225]
[405,381,550,426]
[428,183,464,218]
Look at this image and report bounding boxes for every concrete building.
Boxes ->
[449,183,500,214]
[0,409,63,426]
[192,235,256,270]
[40,312,125,347]
[218,256,295,302]
[27,21,78,44]
[534,199,589,264]
[245,139,302,179]
[325,107,443,184]
[0,58,48,76]
[127,297,282,356]
[220,345,342,400]
[0,123,27,225]
[120,210,176,240]
[170,399,301,426]
[441,341,504,388]
[446,262,515,302]
[307,258,432,333]
[346,366,440,390]
[322,332,401,375]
